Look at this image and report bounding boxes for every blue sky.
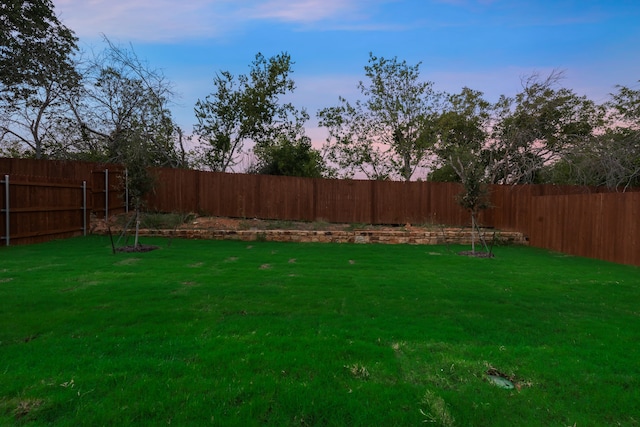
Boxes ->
[53,0,640,145]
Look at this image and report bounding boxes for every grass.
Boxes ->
[1,236,639,426]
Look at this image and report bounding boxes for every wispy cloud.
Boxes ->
[54,0,238,42]
[246,0,363,23]
[53,0,390,42]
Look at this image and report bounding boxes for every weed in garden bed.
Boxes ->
[0,237,639,425]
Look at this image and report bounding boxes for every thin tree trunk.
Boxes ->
[471,212,476,253]
[134,208,140,247]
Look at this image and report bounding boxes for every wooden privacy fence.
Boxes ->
[147,168,472,226]
[0,158,127,245]
[2,158,639,266]
[529,192,640,266]
[146,168,602,230]
[1,174,90,246]
[146,167,639,266]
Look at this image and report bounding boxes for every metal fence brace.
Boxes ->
[83,180,87,236]
[1,175,8,246]
[105,169,109,221]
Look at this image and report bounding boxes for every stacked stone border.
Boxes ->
[100,226,526,246]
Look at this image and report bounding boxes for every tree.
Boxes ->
[192,71,244,172]
[489,71,600,184]
[194,52,308,172]
[452,153,492,254]
[66,39,186,247]
[537,82,640,190]
[68,38,185,167]
[600,82,640,189]
[122,127,156,248]
[0,0,79,158]
[427,88,496,253]
[318,53,441,181]
[251,135,326,178]
[431,88,491,181]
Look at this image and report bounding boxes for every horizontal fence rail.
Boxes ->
[2,157,639,266]
[0,158,127,245]
[1,175,89,246]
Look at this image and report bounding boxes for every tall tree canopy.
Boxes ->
[0,0,77,93]
[430,88,492,182]
[0,0,79,158]
[488,71,601,184]
[318,53,441,181]
[549,82,640,190]
[193,52,309,173]
[250,135,325,178]
[67,38,184,167]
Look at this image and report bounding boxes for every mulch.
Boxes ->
[457,250,495,258]
[115,244,160,253]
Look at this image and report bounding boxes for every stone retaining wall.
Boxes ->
[108,227,527,246]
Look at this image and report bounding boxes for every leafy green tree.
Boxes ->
[543,131,639,190]
[427,163,460,182]
[122,125,157,248]
[451,151,492,254]
[0,0,77,94]
[431,88,491,181]
[601,82,640,189]
[489,71,601,184]
[192,71,243,171]
[428,88,495,252]
[66,39,184,246]
[68,38,184,167]
[318,53,441,181]
[0,0,79,158]
[194,52,308,172]
[537,82,639,190]
[251,136,325,178]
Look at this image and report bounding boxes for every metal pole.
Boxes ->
[82,181,87,236]
[105,169,109,221]
[3,175,9,246]
[125,168,129,213]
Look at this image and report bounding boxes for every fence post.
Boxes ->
[125,168,129,213]
[105,169,109,221]
[82,180,87,236]
[2,175,8,246]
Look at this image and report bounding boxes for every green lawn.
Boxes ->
[1,236,639,426]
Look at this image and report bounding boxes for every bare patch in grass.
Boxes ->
[23,334,39,343]
[26,263,65,272]
[114,258,141,266]
[181,281,199,287]
[420,391,455,426]
[391,341,406,352]
[172,281,200,295]
[458,251,494,258]
[259,264,272,270]
[345,363,370,380]
[188,262,204,268]
[60,281,99,292]
[225,256,239,262]
[12,398,45,420]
